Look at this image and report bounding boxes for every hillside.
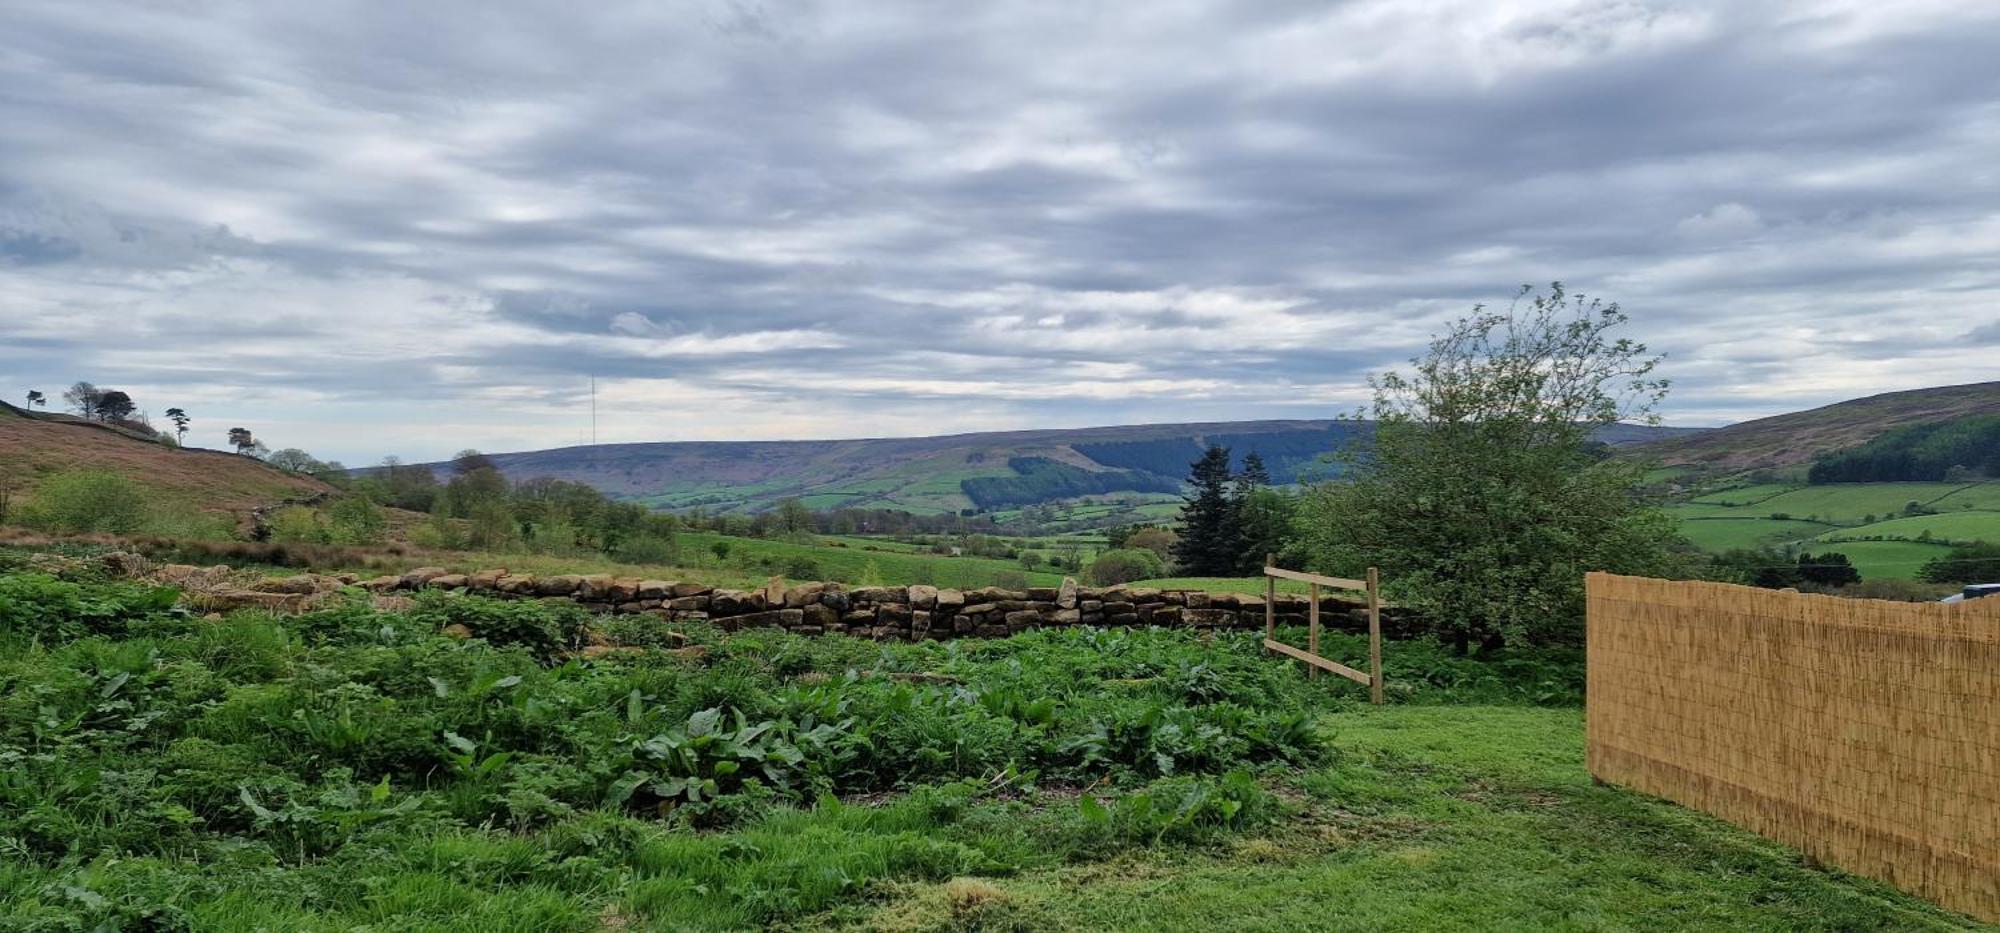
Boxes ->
[0,401,331,524]
[1635,381,2000,475]
[424,420,1698,517]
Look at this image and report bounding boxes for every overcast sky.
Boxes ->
[3,1,1997,464]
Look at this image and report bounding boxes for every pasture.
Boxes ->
[1668,480,2000,578]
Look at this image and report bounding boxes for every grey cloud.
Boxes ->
[2,1,1998,462]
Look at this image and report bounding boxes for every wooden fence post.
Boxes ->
[1264,553,1276,642]
[1367,566,1384,705]
[1307,581,1321,681]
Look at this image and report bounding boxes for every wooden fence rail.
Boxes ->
[1262,557,1384,704]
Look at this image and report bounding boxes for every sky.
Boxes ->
[3,0,1998,465]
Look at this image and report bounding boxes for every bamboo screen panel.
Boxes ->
[1585,572,1997,922]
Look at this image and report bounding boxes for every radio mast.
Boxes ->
[590,376,598,446]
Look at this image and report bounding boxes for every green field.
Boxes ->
[1134,575,1319,596]
[1669,481,2000,579]
[1,565,1979,931]
[1796,540,1960,581]
[676,530,1067,589]
[1818,511,2000,545]
[1670,516,1838,551]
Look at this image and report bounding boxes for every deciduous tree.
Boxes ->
[63,381,102,419]
[1297,282,1684,651]
[95,390,136,422]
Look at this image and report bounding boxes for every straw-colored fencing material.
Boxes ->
[1585,573,1998,922]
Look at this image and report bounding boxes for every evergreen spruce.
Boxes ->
[1173,445,1242,575]
[1238,452,1272,488]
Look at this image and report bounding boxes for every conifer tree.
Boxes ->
[1173,445,1242,575]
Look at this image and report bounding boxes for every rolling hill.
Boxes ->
[1634,381,1999,475]
[0,400,330,526]
[417,419,1701,518]
[1638,383,2000,579]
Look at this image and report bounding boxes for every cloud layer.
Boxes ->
[3,1,1997,463]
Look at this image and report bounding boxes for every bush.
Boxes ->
[405,591,586,662]
[616,533,678,565]
[1088,548,1165,586]
[0,573,180,642]
[781,556,822,580]
[327,497,387,545]
[16,470,148,534]
[1919,542,2000,584]
[266,506,331,544]
[1821,579,1957,602]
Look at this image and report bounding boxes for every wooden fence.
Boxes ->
[1585,572,1998,922]
[1262,559,1384,704]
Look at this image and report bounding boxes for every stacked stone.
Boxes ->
[227,565,1412,639]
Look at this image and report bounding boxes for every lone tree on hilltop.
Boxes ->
[165,407,190,443]
[1297,282,1685,652]
[227,427,264,456]
[95,390,136,422]
[266,448,328,474]
[25,390,45,409]
[1173,445,1242,576]
[63,381,103,419]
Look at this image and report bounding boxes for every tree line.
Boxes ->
[1807,415,2000,483]
[24,381,290,460]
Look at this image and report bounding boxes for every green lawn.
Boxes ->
[832,707,1979,931]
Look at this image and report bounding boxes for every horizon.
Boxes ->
[5,2,2000,465]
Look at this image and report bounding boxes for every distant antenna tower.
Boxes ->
[590,376,598,446]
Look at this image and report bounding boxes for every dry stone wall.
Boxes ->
[304,565,1420,640]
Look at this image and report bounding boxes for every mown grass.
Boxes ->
[832,708,1982,931]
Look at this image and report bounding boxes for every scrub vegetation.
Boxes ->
[0,555,1974,931]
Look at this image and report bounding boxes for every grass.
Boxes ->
[830,706,1979,931]
[285,531,1067,592]
[1670,517,1837,551]
[0,562,1979,930]
[677,531,1066,589]
[1742,483,1986,524]
[1667,480,2000,578]
[1133,576,1319,596]
[1819,510,2000,545]
[1793,540,1960,580]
